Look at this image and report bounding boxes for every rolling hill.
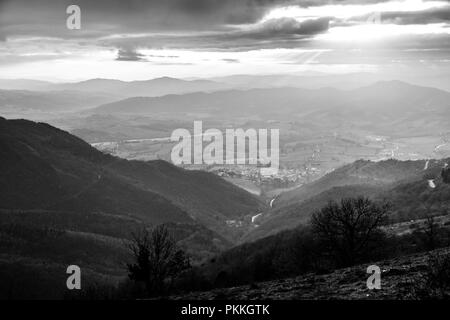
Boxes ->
[275,159,428,206]
[0,117,265,243]
[243,158,450,242]
[91,81,450,135]
[0,116,268,298]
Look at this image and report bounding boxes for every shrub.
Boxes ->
[410,252,450,299]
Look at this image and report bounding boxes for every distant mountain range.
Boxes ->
[0,77,231,113]
[92,81,450,135]
[4,71,448,95]
[210,72,384,90]
[0,89,118,112]
[209,72,450,92]
[0,77,230,98]
[1,80,449,139]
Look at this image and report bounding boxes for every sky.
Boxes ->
[0,0,449,81]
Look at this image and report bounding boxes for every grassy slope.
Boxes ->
[171,247,450,300]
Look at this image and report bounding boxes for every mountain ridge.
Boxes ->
[0,117,265,244]
[91,81,450,128]
[243,157,450,242]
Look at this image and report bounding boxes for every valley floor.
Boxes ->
[170,247,450,300]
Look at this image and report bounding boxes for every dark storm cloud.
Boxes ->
[95,16,330,51]
[0,0,285,38]
[0,0,449,52]
[0,0,391,38]
[115,48,146,61]
[240,17,330,39]
[98,28,323,52]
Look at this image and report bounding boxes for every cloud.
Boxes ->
[0,0,397,40]
[99,17,330,52]
[378,7,450,25]
[249,17,330,38]
[0,1,447,46]
[0,0,290,38]
[0,0,449,65]
[147,54,179,58]
[116,48,146,61]
[222,58,240,63]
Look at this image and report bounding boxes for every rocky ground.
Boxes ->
[171,247,450,300]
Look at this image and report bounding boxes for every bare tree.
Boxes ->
[311,197,389,267]
[423,215,439,250]
[442,167,450,184]
[127,225,190,296]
